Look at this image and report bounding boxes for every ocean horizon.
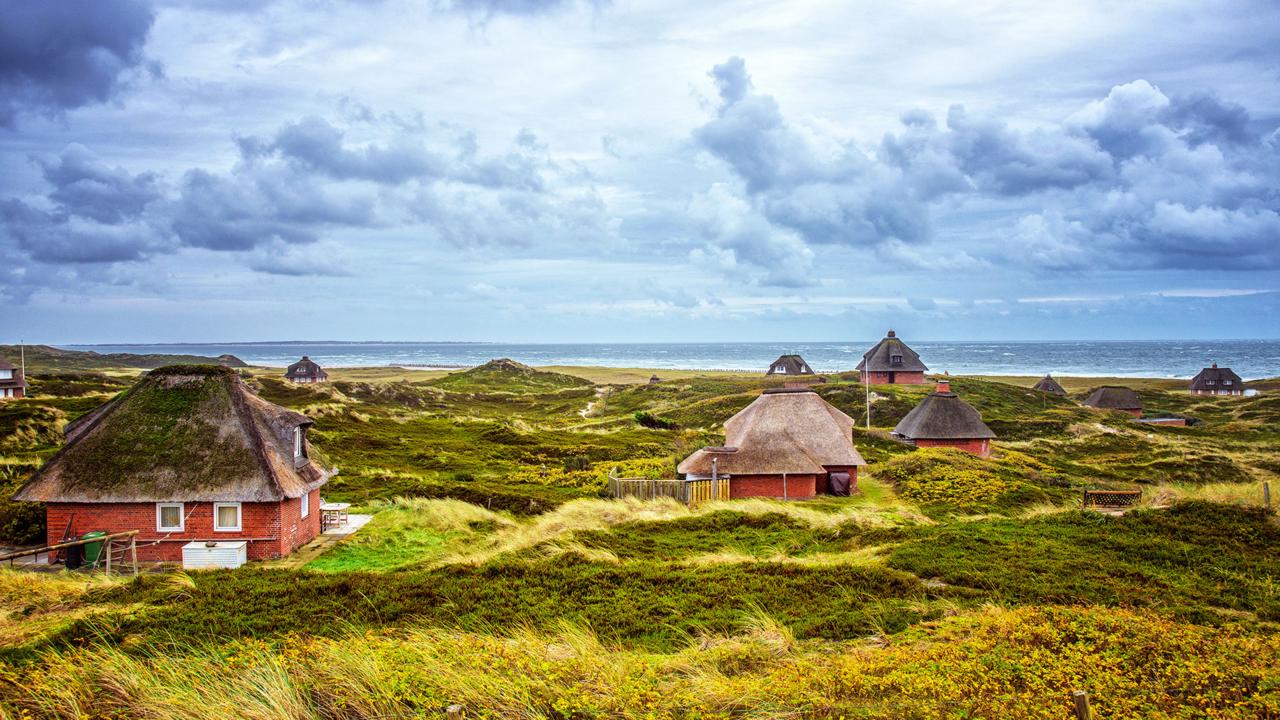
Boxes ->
[63,339,1280,380]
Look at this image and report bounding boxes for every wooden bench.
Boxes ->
[1082,489,1142,509]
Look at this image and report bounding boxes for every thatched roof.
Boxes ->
[678,388,866,475]
[13,365,335,503]
[1083,386,1142,411]
[855,330,928,373]
[1032,374,1067,395]
[893,382,995,440]
[1189,363,1243,391]
[767,354,815,375]
[285,356,327,380]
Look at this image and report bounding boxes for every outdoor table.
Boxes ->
[320,502,350,531]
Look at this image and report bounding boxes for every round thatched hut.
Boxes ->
[678,388,866,498]
[1033,374,1067,396]
[1083,386,1142,417]
[892,379,996,457]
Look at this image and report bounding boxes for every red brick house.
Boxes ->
[1083,386,1143,418]
[892,380,996,457]
[1189,363,1243,396]
[0,358,26,399]
[284,356,328,383]
[678,387,867,499]
[856,330,927,384]
[13,365,336,562]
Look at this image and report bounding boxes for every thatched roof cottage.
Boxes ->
[892,380,996,457]
[1083,386,1143,417]
[13,365,336,562]
[285,356,328,383]
[1033,374,1067,396]
[0,357,26,400]
[1189,363,1243,396]
[678,387,867,498]
[856,330,927,384]
[767,354,815,376]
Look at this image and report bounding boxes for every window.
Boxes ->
[300,492,310,519]
[213,502,242,532]
[0,369,11,380]
[1206,380,1216,385]
[1224,380,1233,386]
[156,503,184,532]
[293,426,306,462]
[891,354,903,365]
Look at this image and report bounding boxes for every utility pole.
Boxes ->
[865,367,871,430]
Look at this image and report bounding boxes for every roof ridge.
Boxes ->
[227,374,288,501]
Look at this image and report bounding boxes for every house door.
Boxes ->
[887,372,896,384]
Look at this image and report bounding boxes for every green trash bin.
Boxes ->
[81,531,108,565]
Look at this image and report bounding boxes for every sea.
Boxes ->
[63,340,1280,380]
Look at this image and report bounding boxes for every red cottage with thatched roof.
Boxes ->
[285,356,328,384]
[856,330,927,384]
[892,380,996,457]
[678,388,867,499]
[13,366,336,562]
[0,357,26,399]
[1189,363,1243,396]
[1083,386,1142,418]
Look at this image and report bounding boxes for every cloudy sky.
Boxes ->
[2,0,1279,343]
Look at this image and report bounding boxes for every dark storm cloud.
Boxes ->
[697,60,1280,278]
[38,144,162,224]
[0,199,168,264]
[0,0,157,127]
[245,116,448,185]
[692,57,932,282]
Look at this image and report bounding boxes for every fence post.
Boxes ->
[1264,481,1271,509]
[1071,690,1091,720]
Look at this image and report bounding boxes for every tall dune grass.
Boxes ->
[5,604,1277,720]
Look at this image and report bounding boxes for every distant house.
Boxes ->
[767,354,815,376]
[648,374,661,386]
[678,388,867,498]
[1189,363,1243,396]
[284,356,328,384]
[892,379,996,457]
[856,330,927,384]
[0,357,26,399]
[13,365,336,562]
[1083,386,1143,418]
[1033,374,1067,396]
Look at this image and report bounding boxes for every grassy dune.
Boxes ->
[0,360,1277,717]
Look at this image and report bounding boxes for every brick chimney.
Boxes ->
[935,379,951,393]
[1211,362,1217,368]
[887,329,896,337]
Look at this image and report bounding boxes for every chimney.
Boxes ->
[935,379,951,393]
[302,356,310,361]
[1211,362,1217,368]
[887,329,896,337]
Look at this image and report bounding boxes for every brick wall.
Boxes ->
[277,488,322,556]
[860,371,926,385]
[815,465,860,495]
[729,474,817,499]
[915,438,991,458]
[46,500,289,562]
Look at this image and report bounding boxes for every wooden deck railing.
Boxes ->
[607,473,731,506]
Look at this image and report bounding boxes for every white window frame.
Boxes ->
[294,426,305,461]
[300,491,310,519]
[156,502,184,532]
[213,502,242,532]
[0,369,11,380]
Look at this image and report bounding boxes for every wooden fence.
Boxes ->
[608,474,731,506]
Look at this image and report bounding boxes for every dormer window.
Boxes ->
[1223,380,1233,386]
[1206,380,1216,386]
[891,354,903,365]
[294,426,307,462]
